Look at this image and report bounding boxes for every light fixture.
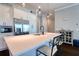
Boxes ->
[22,3,25,7]
[38,6,41,9]
[49,13,52,16]
[47,15,49,18]
[36,6,41,15]
[47,13,52,18]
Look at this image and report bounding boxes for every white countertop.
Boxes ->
[4,32,61,56]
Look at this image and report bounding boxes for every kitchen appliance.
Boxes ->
[0,26,12,33]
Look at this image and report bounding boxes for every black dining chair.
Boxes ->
[36,36,61,56]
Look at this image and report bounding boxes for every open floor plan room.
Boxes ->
[0,3,79,56]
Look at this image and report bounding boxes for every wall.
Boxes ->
[46,12,55,32]
[28,13,37,33]
[55,5,79,39]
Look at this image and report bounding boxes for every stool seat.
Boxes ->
[37,45,58,56]
[36,35,61,56]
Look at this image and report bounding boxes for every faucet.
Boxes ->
[40,25,44,35]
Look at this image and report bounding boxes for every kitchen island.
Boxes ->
[4,32,61,56]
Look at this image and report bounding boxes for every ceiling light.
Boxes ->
[22,3,25,7]
[36,6,42,15]
[49,13,52,16]
[38,6,41,9]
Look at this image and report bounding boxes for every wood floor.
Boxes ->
[57,43,79,56]
[0,49,9,56]
[0,43,79,56]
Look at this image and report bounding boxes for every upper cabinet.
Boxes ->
[0,4,37,33]
[28,13,37,33]
[0,4,13,26]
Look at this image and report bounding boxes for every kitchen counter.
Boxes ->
[4,32,61,56]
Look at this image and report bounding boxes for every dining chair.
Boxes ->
[49,35,63,46]
[49,35,63,56]
[36,36,61,56]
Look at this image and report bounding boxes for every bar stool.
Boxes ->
[36,36,60,56]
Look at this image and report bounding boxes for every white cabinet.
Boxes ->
[0,18,13,26]
[0,33,13,51]
[3,18,13,26]
[0,34,7,51]
[14,8,27,19]
[0,4,13,26]
[28,13,37,33]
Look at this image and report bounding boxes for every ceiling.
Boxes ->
[8,3,78,14]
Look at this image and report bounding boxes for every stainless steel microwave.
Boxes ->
[0,26,12,33]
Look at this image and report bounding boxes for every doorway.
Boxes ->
[46,14,55,32]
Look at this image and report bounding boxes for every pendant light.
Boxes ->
[22,3,25,7]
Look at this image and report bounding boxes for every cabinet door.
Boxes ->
[0,18,4,25]
[0,35,7,51]
[0,5,12,26]
[4,18,13,26]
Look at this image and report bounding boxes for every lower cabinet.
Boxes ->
[0,36,7,51]
[0,33,13,51]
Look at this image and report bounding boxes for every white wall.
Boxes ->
[42,15,47,32]
[28,13,37,33]
[55,5,79,39]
